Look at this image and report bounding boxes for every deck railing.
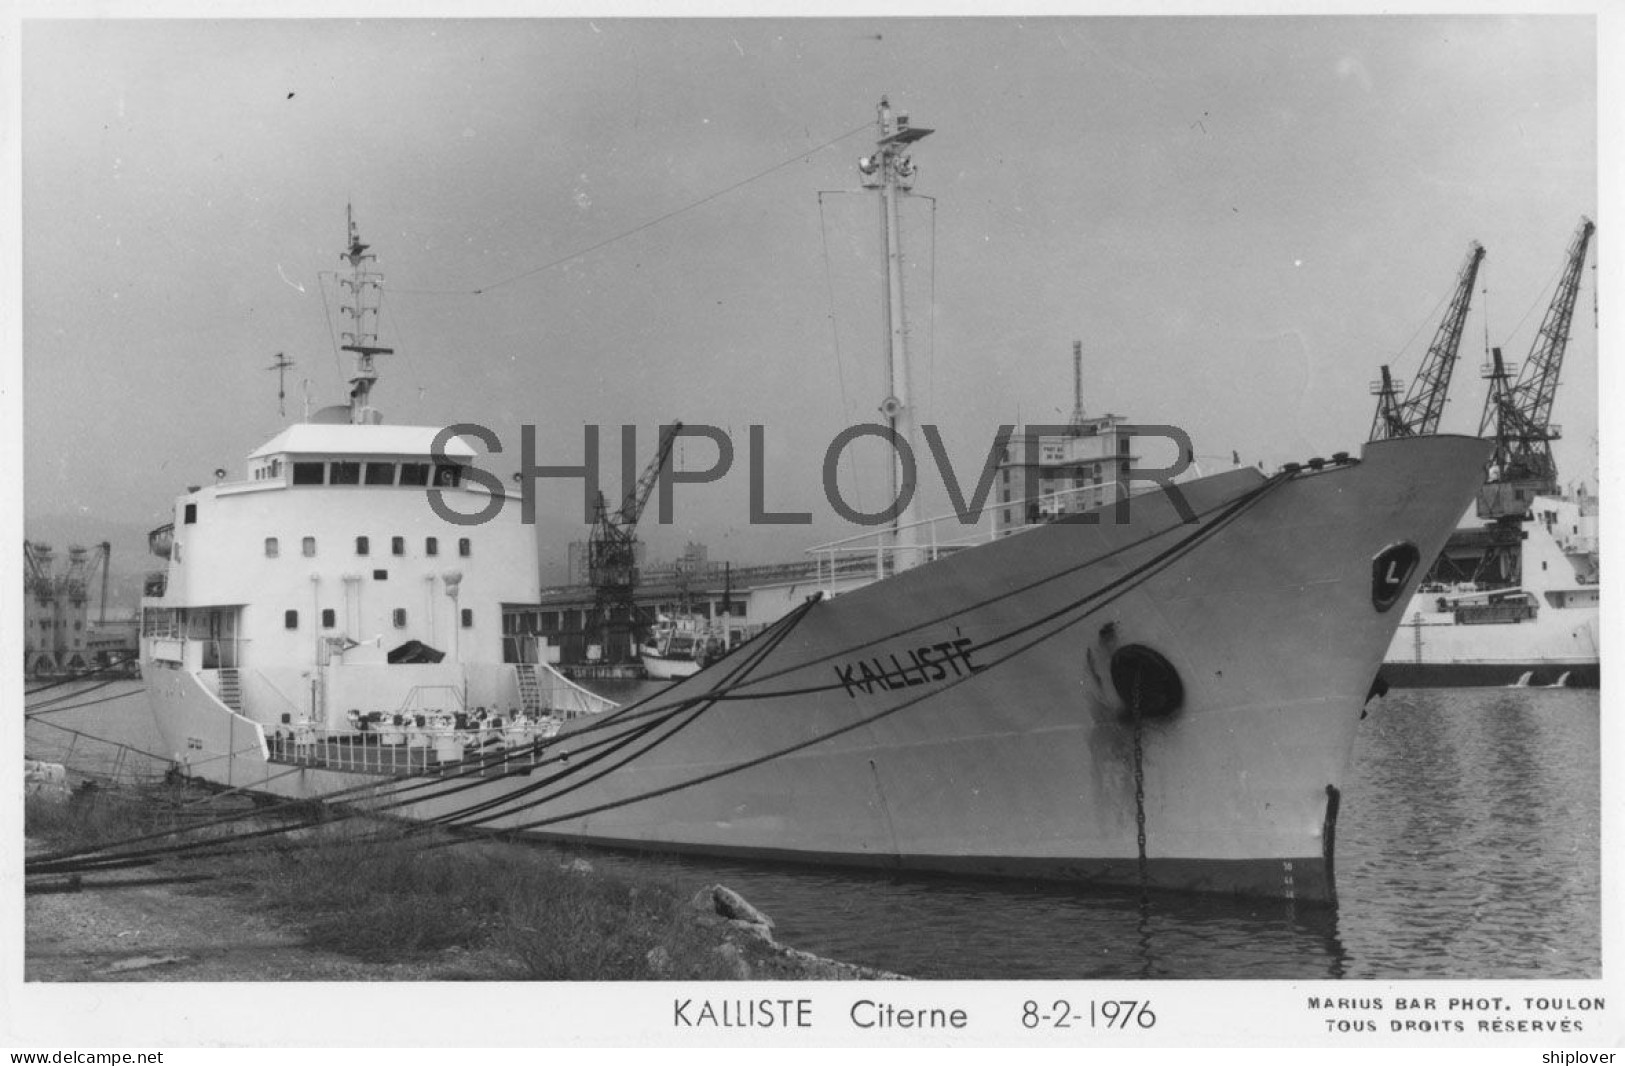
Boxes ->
[266,716,565,777]
[805,480,1143,594]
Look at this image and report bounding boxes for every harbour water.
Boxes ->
[24,680,1600,981]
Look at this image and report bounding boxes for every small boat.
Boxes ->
[639,613,725,681]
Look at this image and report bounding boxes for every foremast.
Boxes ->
[859,98,932,571]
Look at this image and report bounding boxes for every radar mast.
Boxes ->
[339,206,393,425]
[858,97,932,571]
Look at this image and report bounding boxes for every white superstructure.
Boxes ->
[141,211,606,777]
[1383,492,1600,687]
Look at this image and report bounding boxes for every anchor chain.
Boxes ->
[1131,670,1148,896]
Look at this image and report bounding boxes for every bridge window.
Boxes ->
[433,464,462,488]
[284,610,299,629]
[399,463,430,487]
[330,461,361,485]
[365,462,396,486]
[292,462,324,485]
[356,536,370,556]
[265,537,279,558]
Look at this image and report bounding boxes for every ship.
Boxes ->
[1374,218,1599,689]
[1381,490,1599,688]
[141,102,1493,904]
[639,613,725,681]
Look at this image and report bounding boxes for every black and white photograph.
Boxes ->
[7,3,1617,1053]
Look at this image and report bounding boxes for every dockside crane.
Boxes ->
[587,421,683,662]
[23,541,54,605]
[1369,241,1486,441]
[22,539,111,675]
[1476,216,1595,519]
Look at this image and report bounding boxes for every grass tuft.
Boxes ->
[28,787,791,980]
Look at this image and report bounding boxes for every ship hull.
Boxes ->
[145,435,1491,903]
[640,652,702,681]
[1379,661,1597,689]
[1383,600,1600,689]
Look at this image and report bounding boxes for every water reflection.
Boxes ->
[586,685,1597,980]
[25,680,1600,980]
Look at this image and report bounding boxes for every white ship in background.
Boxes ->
[1369,220,1599,689]
[1384,489,1599,687]
[138,102,1496,904]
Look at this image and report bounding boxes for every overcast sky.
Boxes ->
[16,12,1604,572]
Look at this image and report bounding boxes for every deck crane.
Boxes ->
[1475,216,1595,519]
[587,421,683,662]
[1369,241,1486,441]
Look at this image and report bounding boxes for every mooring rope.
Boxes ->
[414,590,824,836]
[459,474,1297,836]
[23,654,142,698]
[31,470,1295,874]
[25,592,829,875]
[548,469,1294,725]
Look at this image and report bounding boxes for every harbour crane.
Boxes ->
[1369,241,1486,441]
[23,540,54,605]
[22,539,111,675]
[587,421,683,662]
[1475,216,1595,519]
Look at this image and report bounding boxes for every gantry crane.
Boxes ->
[1369,241,1486,441]
[587,422,682,662]
[1476,217,1595,519]
[23,539,111,675]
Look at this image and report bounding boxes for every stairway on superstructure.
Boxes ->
[514,663,541,715]
[217,667,242,712]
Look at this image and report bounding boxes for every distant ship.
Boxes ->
[639,613,723,681]
[1372,219,1598,689]
[1383,491,1599,688]
[140,103,1492,904]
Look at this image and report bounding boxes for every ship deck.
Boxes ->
[266,731,549,778]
